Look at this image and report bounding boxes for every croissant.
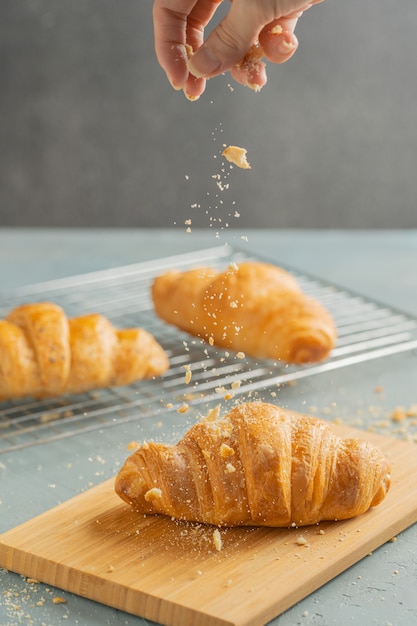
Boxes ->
[152,261,337,364]
[0,302,169,400]
[115,401,391,527]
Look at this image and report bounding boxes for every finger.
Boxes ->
[230,45,267,91]
[183,0,224,99]
[188,0,262,78]
[153,0,221,89]
[259,17,300,65]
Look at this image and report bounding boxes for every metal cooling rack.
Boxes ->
[1,244,417,454]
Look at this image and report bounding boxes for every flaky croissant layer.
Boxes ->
[152,261,337,364]
[0,302,169,400]
[115,402,391,527]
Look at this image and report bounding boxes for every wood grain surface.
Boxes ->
[1,425,416,626]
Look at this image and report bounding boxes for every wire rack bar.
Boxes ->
[1,246,416,453]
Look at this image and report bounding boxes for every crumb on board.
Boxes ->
[222,145,251,169]
[295,536,310,547]
[213,528,222,551]
[177,403,189,414]
[52,596,67,604]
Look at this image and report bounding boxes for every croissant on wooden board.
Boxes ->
[0,302,169,400]
[115,401,391,527]
[151,261,337,364]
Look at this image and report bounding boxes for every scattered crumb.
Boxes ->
[126,440,140,451]
[177,403,189,413]
[236,352,245,359]
[52,597,67,604]
[215,386,227,394]
[225,463,236,474]
[220,443,235,457]
[183,365,192,384]
[295,536,310,547]
[222,145,251,170]
[391,406,407,422]
[231,380,241,390]
[144,487,163,502]
[213,528,222,551]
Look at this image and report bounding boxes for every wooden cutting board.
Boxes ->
[1,425,417,626]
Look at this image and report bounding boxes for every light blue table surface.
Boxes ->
[0,228,416,626]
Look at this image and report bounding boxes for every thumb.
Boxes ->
[188,1,260,78]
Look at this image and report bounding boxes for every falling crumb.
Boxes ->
[183,365,192,384]
[177,403,189,413]
[144,487,163,502]
[52,597,67,604]
[374,386,384,393]
[213,528,222,551]
[222,146,251,169]
[166,402,173,409]
[236,352,245,359]
[202,405,221,422]
[231,380,241,390]
[208,336,215,346]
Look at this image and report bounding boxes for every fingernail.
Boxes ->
[278,38,297,55]
[188,47,222,78]
[184,90,200,102]
[169,81,184,91]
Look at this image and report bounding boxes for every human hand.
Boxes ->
[153,0,324,100]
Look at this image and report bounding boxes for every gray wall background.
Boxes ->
[1,0,416,228]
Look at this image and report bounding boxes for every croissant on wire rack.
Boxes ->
[151,261,337,364]
[0,302,169,400]
[115,401,391,527]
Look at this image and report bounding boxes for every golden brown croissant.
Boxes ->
[0,302,169,400]
[115,401,391,527]
[152,261,337,364]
